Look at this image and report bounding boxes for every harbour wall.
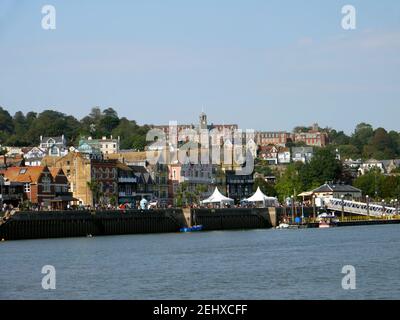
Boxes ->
[0,207,277,241]
[191,207,276,231]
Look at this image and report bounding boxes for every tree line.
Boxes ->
[0,106,151,151]
[328,123,400,160]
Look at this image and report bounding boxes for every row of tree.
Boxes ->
[0,106,150,151]
[328,123,400,160]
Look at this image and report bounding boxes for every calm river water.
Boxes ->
[1,225,400,299]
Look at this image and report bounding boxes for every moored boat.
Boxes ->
[180,225,203,232]
[317,213,339,228]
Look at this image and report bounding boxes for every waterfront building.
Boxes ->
[292,147,314,163]
[117,162,155,205]
[2,166,70,207]
[129,165,155,201]
[312,183,362,201]
[90,159,118,205]
[42,152,98,206]
[225,169,254,203]
[0,175,24,207]
[168,161,216,205]
[117,162,137,205]
[149,162,169,205]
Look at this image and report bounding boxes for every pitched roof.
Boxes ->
[41,155,61,166]
[105,152,147,162]
[3,166,46,184]
[312,183,361,193]
[49,167,63,178]
[292,146,314,153]
[116,161,133,171]
[41,136,64,144]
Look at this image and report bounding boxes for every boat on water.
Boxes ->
[276,223,307,229]
[180,225,203,233]
[276,223,290,229]
[317,213,339,228]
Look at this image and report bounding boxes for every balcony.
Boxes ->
[118,192,137,197]
[0,194,23,201]
[118,177,137,183]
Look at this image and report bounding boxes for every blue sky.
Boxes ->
[0,0,399,133]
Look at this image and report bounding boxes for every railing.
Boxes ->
[325,198,398,217]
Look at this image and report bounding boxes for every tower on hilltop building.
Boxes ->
[199,112,208,130]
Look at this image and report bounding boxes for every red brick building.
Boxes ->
[3,166,69,207]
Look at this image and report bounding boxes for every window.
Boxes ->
[19,168,27,174]
[42,176,51,192]
[24,183,30,193]
[50,146,58,155]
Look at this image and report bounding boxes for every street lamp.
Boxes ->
[312,194,316,221]
[341,194,345,221]
[382,199,386,218]
[291,195,294,223]
[366,195,370,219]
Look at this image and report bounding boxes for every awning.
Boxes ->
[298,191,313,197]
[50,195,79,202]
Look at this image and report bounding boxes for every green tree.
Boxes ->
[305,147,343,187]
[275,164,304,201]
[0,106,14,143]
[87,180,101,207]
[353,168,385,200]
[328,129,350,145]
[253,177,277,197]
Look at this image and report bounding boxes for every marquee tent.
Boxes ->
[244,187,279,207]
[201,187,234,206]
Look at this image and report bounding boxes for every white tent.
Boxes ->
[244,187,279,207]
[201,187,234,206]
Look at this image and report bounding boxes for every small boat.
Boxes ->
[180,225,203,232]
[276,223,290,229]
[317,213,339,228]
